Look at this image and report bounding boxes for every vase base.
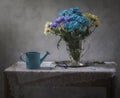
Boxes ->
[69,62,86,67]
[55,60,87,67]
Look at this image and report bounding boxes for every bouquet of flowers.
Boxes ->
[44,7,100,66]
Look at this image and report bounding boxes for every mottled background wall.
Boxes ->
[0,0,120,98]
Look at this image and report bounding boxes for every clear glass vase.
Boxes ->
[66,39,83,66]
[66,39,90,66]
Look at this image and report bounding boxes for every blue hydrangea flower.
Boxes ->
[69,7,82,16]
[59,7,82,16]
[68,7,79,14]
[70,14,90,25]
[64,15,89,32]
[64,21,82,32]
[51,7,90,32]
[59,10,68,16]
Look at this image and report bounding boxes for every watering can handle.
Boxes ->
[19,53,26,62]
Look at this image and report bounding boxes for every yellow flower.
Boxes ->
[45,22,52,28]
[44,22,52,35]
[83,13,100,26]
[44,27,52,35]
[95,19,100,27]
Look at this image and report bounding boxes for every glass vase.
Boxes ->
[66,39,83,66]
[66,39,90,66]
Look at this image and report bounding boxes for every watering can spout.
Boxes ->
[40,51,50,63]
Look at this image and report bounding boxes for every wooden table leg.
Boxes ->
[106,77,116,98]
[3,72,13,98]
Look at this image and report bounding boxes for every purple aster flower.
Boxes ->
[50,22,57,28]
[64,16,72,22]
[55,17,65,23]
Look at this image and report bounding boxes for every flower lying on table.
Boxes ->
[44,7,100,66]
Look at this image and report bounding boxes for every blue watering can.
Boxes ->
[20,51,50,69]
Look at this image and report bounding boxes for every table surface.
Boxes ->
[5,61,116,73]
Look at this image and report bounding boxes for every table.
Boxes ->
[4,61,116,98]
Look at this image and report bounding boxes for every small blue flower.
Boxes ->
[70,14,78,19]
[64,21,82,32]
[71,15,90,25]
[59,10,68,16]
[59,7,82,16]
[68,7,79,14]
